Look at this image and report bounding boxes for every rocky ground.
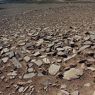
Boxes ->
[0,3,95,95]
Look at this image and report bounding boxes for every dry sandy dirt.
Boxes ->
[0,3,95,95]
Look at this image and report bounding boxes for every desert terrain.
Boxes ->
[0,3,95,95]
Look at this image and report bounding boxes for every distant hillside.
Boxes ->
[1,0,95,3]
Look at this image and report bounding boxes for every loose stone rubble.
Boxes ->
[63,68,83,80]
[0,3,95,95]
[24,56,31,62]
[43,58,51,64]
[32,59,43,67]
[23,73,36,79]
[71,91,79,95]
[2,57,9,63]
[48,64,61,75]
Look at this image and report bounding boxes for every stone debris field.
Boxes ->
[0,3,95,95]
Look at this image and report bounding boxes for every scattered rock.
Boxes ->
[90,34,95,40]
[77,45,90,53]
[0,76,5,80]
[87,67,95,71]
[18,42,25,46]
[2,57,9,63]
[8,51,15,58]
[0,46,3,50]
[60,84,67,89]
[7,71,17,76]
[83,41,92,45]
[56,48,64,51]
[84,83,91,87]
[36,39,44,46]
[27,68,34,73]
[33,51,41,57]
[28,63,33,68]
[18,86,24,93]
[33,59,43,67]
[70,41,75,48]
[1,48,9,54]
[64,54,76,62]
[57,90,70,95]
[27,32,32,36]
[57,59,62,63]
[23,86,29,92]
[57,51,67,57]
[23,73,35,79]
[48,64,60,75]
[71,90,79,95]
[43,58,50,64]
[0,7,95,95]
[11,57,22,68]
[37,72,44,76]
[24,56,31,62]
[87,58,95,62]
[63,68,83,80]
